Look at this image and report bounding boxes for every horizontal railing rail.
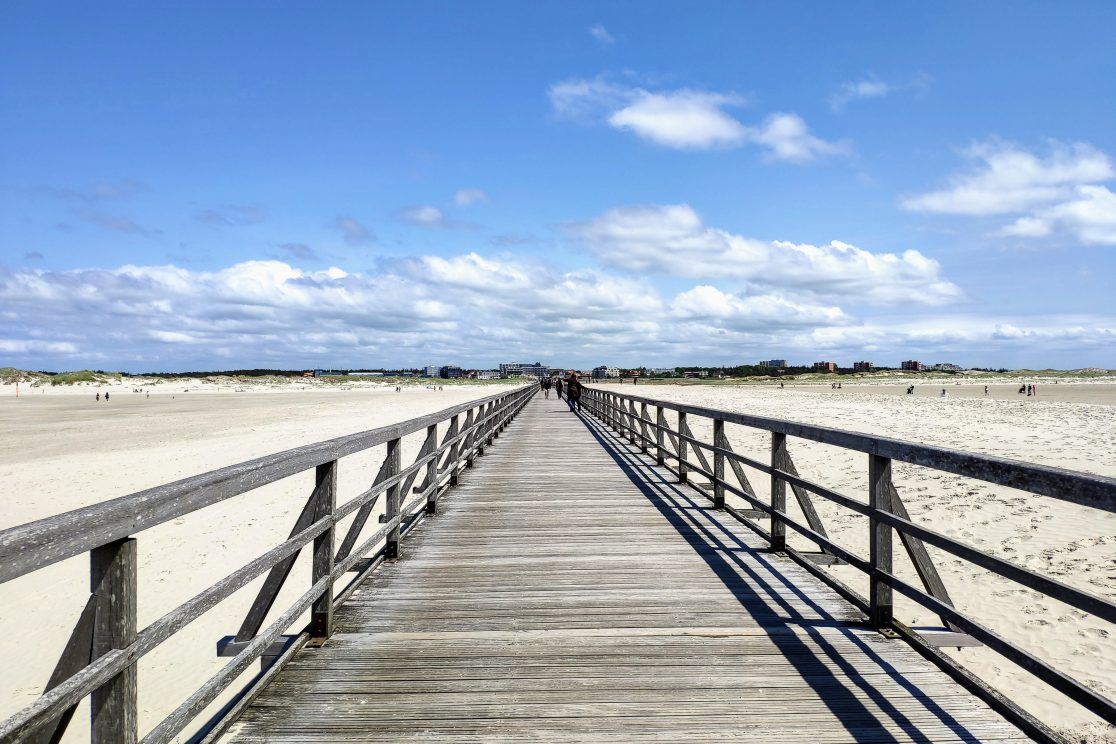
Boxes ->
[582,386,1116,744]
[0,383,536,744]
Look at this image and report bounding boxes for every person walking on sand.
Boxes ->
[540,376,552,399]
[564,373,583,412]
[96,392,100,402]
[104,392,109,401]
[984,385,989,395]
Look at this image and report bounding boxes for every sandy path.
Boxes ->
[595,382,1115,741]
[0,385,516,742]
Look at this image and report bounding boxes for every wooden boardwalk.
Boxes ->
[221,393,1027,742]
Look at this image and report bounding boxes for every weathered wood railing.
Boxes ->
[0,383,535,744]
[583,386,1116,743]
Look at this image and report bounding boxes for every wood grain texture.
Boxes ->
[222,395,1025,743]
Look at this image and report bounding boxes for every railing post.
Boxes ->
[655,406,665,466]
[310,459,337,643]
[713,419,725,510]
[90,538,137,744]
[677,412,689,484]
[385,437,401,560]
[425,424,439,514]
[869,454,894,629]
[770,432,787,551]
[639,403,650,453]
[448,414,461,485]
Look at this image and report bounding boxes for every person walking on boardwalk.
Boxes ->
[540,376,552,399]
[564,373,583,412]
[554,376,563,400]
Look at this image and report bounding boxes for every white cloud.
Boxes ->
[743,113,847,163]
[608,90,748,149]
[828,74,929,111]
[1042,185,1116,245]
[454,188,488,206]
[671,285,847,329]
[904,140,1116,245]
[568,203,962,305]
[901,141,1113,215]
[588,24,615,45]
[1,257,1110,369]
[549,77,842,161]
[401,205,446,227]
[830,78,892,110]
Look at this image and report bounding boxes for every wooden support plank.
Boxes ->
[90,538,137,744]
[309,460,337,644]
[676,412,688,484]
[655,407,666,466]
[424,425,439,514]
[712,419,725,510]
[770,433,788,552]
[236,489,321,642]
[639,403,650,454]
[889,483,961,632]
[384,438,402,560]
[869,454,894,630]
[780,449,835,554]
[26,596,97,744]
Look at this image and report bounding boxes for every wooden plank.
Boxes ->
[90,538,137,744]
[309,460,337,643]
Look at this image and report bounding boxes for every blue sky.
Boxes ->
[2,2,1114,371]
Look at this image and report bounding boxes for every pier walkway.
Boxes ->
[220,394,1025,742]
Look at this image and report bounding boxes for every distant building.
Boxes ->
[901,360,926,372]
[498,363,522,377]
[647,367,675,376]
[314,369,345,377]
[683,370,709,378]
[931,363,962,372]
[812,361,837,373]
[592,365,620,378]
[621,369,642,378]
[519,362,550,378]
[476,370,500,380]
[422,365,440,377]
[439,365,464,379]
[348,372,384,377]
[758,359,787,369]
[853,361,874,372]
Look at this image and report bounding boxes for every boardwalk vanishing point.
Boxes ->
[2,384,1114,743]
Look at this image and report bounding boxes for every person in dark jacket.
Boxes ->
[564,373,582,412]
[554,376,563,399]
[540,376,552,399]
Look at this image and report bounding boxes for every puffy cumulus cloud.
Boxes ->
[744,113,848,163]
[670,286,847,329]
[567,203,963,305]
[902,140,1112,215]
[549,77,841,161]
[1,257,1110,370]
[0,256,667,368]
[608,90,749,150]
[902,140,1116,245]
[399,205,476,229]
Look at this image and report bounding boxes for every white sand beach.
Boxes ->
[0,382,517,742]
[1,379,1113,741]
[596,381,1116,741]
